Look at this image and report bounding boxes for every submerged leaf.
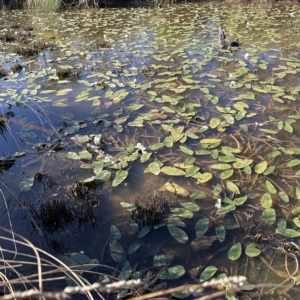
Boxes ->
[199,266,218,282]
[228,243,242,260]
[167,225,188,244]
[159,265,185,280]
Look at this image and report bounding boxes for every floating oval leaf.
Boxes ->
[279,191,289,203]
[210,164,232,170]
[262,208,276,225]
[167,225,188,244]
[19,177,34,192]
[199,266,218,282]
[95,170,111,181]
[112,170,128,187]
[153,254,167,267]
[159,265,185,280]
[261,193,272,209]
[180,201,199,212]
[138,225,151,238]
[197,172,213,183]
[170,208,193,218]
[215,226,226,242]
[280,229,300,238]
[219,169,234,180]
[265,180,276,194]
[128,242,141,255]
[245,244,261,257]
[195,218,209,237]
[161,166,185,176]
[109,240,126,263]
[168,217,187,227]
[291,206,300,216]
[110,225,121,240]
[233,159,253,169]
[226,181,240,194]
[255,161,268,174]
[210,118,221,129]
[228,242,242,260]
[200,138,221,144]
[67,152,80,160]
[277,218,287,234]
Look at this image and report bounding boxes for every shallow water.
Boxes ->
[1,2,300,299]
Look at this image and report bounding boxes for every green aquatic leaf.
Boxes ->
[184,156,196,166]
[215,226,226,242]
[67,152,81,160]
[279,229,300,238]
[210,164,231,170]
[144,161,163,175]
[168,217,187,227]
[262,208,276,225]
[195,218,209,237]
[153,254,167,267]
[255,161,268,174]
[287,159,300,167]
[197,172,213,183]
[234,196,247,206]
[95,170,111,181]
[265,180,276,194]
[185,166,200,177]
[228,243,242,260]
[79,150,92,160]
[159,265,185,280]
[200,266,218,282]
[120,202,136,211]
[267,151,281,158]
[219,169,234,180]
[233,159,253,169]
[138,225,151,238]
[291,206,300,216]
[261,193,272,209]
[112,170,128,187]
[226,181,240,194]
[179,146,193,156]
[218,155,239,163]
[293,218,300,228]
[263,166,275,176]
[180,201,199,212]
[170,208,193,218]
[161,166,185,176]
[189,191,207,199]
[210,118,221,129]
[140,152,152,163]
[109,240,126,263]
[200,138,221,144]
[167,225,188,244]
[128,242,141,255]
[277,218,286,234]
[245,244,261,257]
[110,225,121,240]
[259,128,277,135]
[149,143,164,150]
[297,186,300,200]
[279,191,289,203]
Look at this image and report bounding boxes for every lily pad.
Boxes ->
[245,244,261,257]
[228,242,242,260]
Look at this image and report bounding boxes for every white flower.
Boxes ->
[255,122,263,126]
[135,142,146,154]
[229,81,236,87]
[290,12,295,17]
[215,199,222,209]
[229,73,235,79]
[244,53,249,59]
[246,21,250,27]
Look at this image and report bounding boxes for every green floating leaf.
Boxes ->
[120,202,136,211]
[195,218,209,237]
[161,166,185,176]
[159,265,185,280]
[255,161,268,174]
[226,181,240,194]
[262,208,276,225]
[293,218,300,229]
[128,242,141,255]
[153,254,167,267]
[110,225,121,240]
[228,242,242,260]
[140,152,152,163]
[265,180,276,194]
[189,191,207,199]
[179,146,194,156]
[167,225,188,244]
[291,206,300,216]
[233,159,253,169]
[296,186,300,200]
[277,218,287,234]
[261,193,272,209]
[109,240,126,263]
[199,266,218,282]
[168,217,187,227]
[95,170,111,181]
[112,170,128,187]
[215,226,226,242]
[67,152,81,160]
[170,208,193,218]
[279,191,289,203]
[263,166,275,176]
[219,169,234,180]
[79,150,92,160]
[197,172,213,183]
[185,166,200,177]
[216,198,236,215]
[180,201,199,212]
[245,244,261,257]
[138,225,151,238]
[144,161,163,175]
[210,164,232,170]
[280,229,300,238]
[210,118,221,129]
[172,290,191,299]
[287,159,300,167]
[19,177,34,192]
[200,138,221,144]
[234,196,247,206]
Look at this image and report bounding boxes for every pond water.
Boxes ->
[1,1,300,299]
